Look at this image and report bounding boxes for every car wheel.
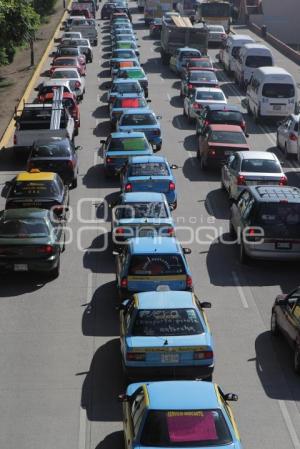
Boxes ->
[270,311,279,336]
[294,347,300,374]
[156,143,162,151]
[239,239,249,264]
[205,374,213,382]
[71,177,78,189]
[50,258,60,279]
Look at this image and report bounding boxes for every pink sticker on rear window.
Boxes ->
[121,99,139,108]
[167,411,217,443]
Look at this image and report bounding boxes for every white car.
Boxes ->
[207,25,227,45]
[51,68,85,100]
[276,114,300,160]
[221,151,287,200]
[183,87,227,121]
[61,31,83,41]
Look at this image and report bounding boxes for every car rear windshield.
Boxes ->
[131,308,203,336]
[189,60,212,68]
[113,97,146,108]
[189,71,216,82]
[52,70,79,79]
[241,159,282,173]
[140,410,232,447]
[113,82,141,93]
[209,130,246,144]
[262,83,295,98]
[256,203,300,232]
[196,91,224,101]
[121,113,156,126]
[116,202,168,218]
[32,142,71,158]
[210,110,242,123]
[128,162,169,176]
[0,218,48,238]
[129,254,186,276]
[109,137,149,151]
[245,55,272,68]
[12,181,60,198]
[59,49,79,56]
[208,25,224,32]
[180,51,200,60]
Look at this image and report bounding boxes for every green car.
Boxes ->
[114,66,148,97]
[0,208,65,278]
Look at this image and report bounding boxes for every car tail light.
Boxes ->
[289,133,297,141]
[67,160,75,169]
[166,227,175,236]
[279,176,287,186]
[120,277,128,288]
[115,227,125,235]
[169,181,175,191]
[53,205,64,215]
[186,275,193,288]
[125,182,132,192]
[126,351,145,361]
[204,120,209,127]
[153,129,161,136]
[37,245,54,255]
[13,134,17,145]
[193,102,201,109]
[208,148,216,156]
[106,157,113,164]
[75,81,81,88]
[188,83,193,89]
[240,120,246,132]
[237,175,246,185]
[193,350,213,360]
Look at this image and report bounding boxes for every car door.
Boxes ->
[222,154,237,190]
[124,387,146,449]
[231,190,251,232]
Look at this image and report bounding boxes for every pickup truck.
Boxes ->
[160,15,208,65]
[13,93,75,157]
[65,17,98,46]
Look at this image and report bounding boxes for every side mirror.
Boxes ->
[113,250,121,256]
[183,247,192,255]
[34,87,39,91]
[147,99,152,103]
[277,121,282,127]
[200,301,211,308]
[225,393,238,402]
[153,147,160,153]
[75,145,83,151]
[170,164,178,169]
[156,115,162,119]
[118,393,129,402]
[100,139,106,144]
[5,181,12,187]
[245,133,249,138]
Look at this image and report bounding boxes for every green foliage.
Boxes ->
[33,0,58,17]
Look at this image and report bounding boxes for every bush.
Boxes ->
[33,0,58,16]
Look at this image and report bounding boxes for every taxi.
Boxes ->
[113,40,140,58]
[107,79,144,105]
[5,170,69,218]
[119,381,242,449]
[113,66,148,97]
[112,192,174,247]
[110,49,140,67]
[100,132,153,177]
[110,94,150,130]
[119,290,214,380]
[111,33,137,47]
[121,155,177,209]
[169,47,202,75]
[111,58,140,77]
[117,108,162,151]
[114,237,193,299]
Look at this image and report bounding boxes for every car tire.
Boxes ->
[156,143,162,151]
[270,311,279,336]
[239,239,249,264]
[294,347,300,374]
[71,177,78,189]
[50,258,60,279]
[205,374,213,382]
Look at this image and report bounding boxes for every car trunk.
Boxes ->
[129,176,170,193]
[239,172,284,186]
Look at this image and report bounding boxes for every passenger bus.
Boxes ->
[195,0,231,32]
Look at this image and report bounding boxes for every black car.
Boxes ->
[195,104,247,136]
[101,2,116,19]
[27,138,80,188]
[271,286,300,373]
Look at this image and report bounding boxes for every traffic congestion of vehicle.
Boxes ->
[1,0,300,448]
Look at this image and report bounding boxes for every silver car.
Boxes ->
[221,151,287,200]
[207,25,227,45]
[183,87,227,121]
[276,114,299,159]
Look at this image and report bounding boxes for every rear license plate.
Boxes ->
[276,242,291,250]
[273,105,281,111]
[139,228,155,237]
[14,264,28,271]
[161,353,179,363]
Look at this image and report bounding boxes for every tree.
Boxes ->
[32,0,57,17]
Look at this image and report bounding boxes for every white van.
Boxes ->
[219,34,254,74]
[246,67,297,122]
[235,43,274,88]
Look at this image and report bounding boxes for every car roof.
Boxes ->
[238,151,278,160]
[257,66,292,76]
[179,47,200,52]
[122,192,165,202]
[144,381,220,410]
[111,131,146,138]
[209,124,243,132]
[121,108,154,114]
[248,186,300,203]
[1,208,49,219]
[195,87,223,93]
[129,155,167,163]
[129,237,181,254]
[206,104,240,112]
[113,78,140,84]
[135,291,195,309]
[16,171,56,182]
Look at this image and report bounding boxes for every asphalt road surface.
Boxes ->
[0,4,300,449]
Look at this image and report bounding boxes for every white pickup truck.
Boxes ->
[13,92,75,157]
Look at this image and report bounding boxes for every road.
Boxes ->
[0,4,300,449]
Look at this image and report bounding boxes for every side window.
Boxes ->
[292,301,300,320]
[125,301,134,330]
[237,190,250,213]
[242,197,255,220]
[230,156,239,171]
[130,388,146,438]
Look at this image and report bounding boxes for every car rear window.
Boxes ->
[140,410,232,446]
[262,83,295,98]
[113,82,141,93]
[196,91,225,101]
[189,60,212,68]
[128,162,169,176]
[52,70,78,79]
[116,201,168,218]
[112,50,134,58]
[209,130,246,144]
[121,113,156,126]
[12,181,60,198]
[129,254,186,276]
[209,110,243,123]
[131,308,203,336]
[0,218,48,238]
[109,137,149,151]
[32,142,71,158]
[189,71,216,82]
[180,51,200,60]
[241,159,282,173]
[245,55,273,68]
[54,58,77,66]
[257,203,300,226]
[59,49,78,56]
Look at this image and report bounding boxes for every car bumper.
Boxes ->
[0,255,59,273]
[244,245,300,261]
[123,363,214,381]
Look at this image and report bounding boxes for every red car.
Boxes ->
[49,56,86,76]
[40,92,80,135]
[197,124,250,170]
[70,7,93,18]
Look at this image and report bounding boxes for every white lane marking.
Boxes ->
[167,93,171,101]
[78,406,87,449]
[278,400,300,449]
[232,271,249,309]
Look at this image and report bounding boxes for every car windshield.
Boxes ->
[112,82,141,93]
[210,130,246,144]
[52,70,78,79]
[129,254,186,276]
[121,113,156,126]
[128,162,169,176]
[116,202,168,218]
[12,181,60,198]
[209,110,242,123]
[196,91,224,101]
[140,410,232,447]
[32,142,71,158]
[113,97,146,108]
[189,71,216,82]
[0,218,49,238]
[245,55,272,68]
[262,83,295,98]
[131,308,203,336]
[109,137,149,151]
[241,159,282,173]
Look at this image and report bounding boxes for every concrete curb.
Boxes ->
[0,0,72,150]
